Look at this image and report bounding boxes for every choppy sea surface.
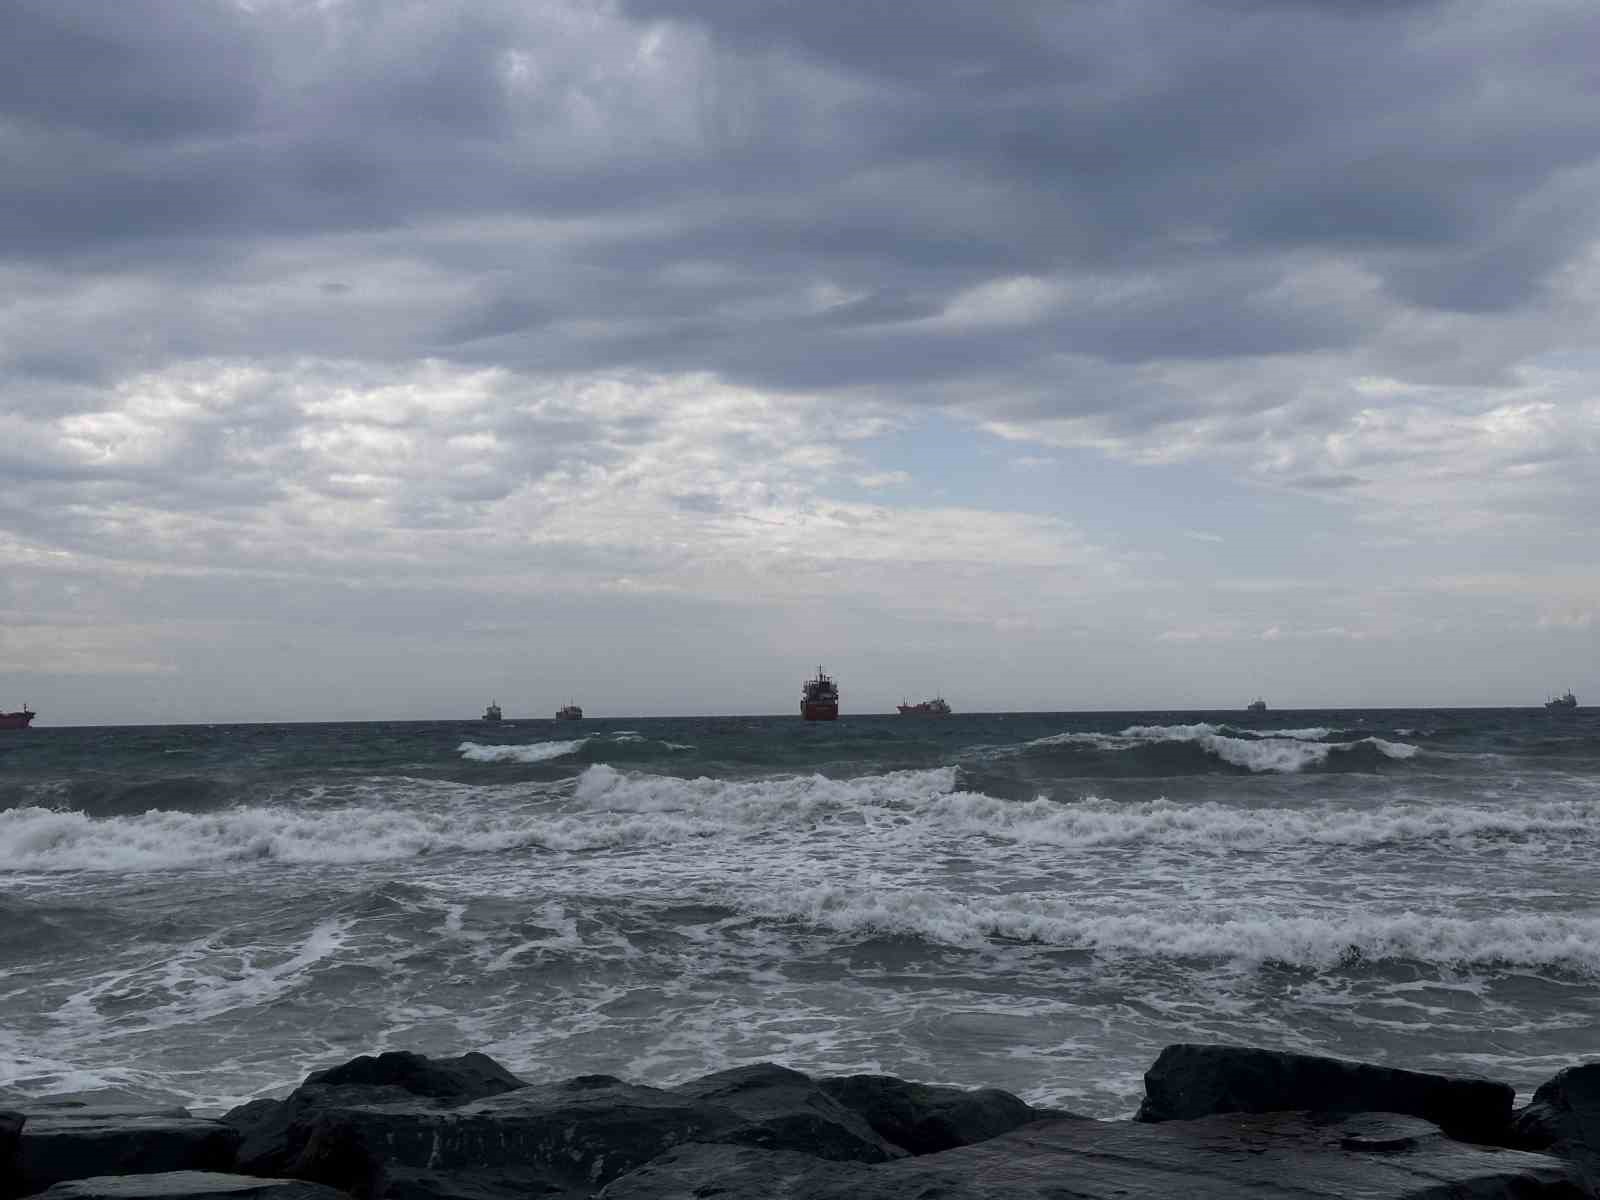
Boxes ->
[2,708,1598,1117]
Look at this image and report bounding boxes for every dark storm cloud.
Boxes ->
[5,0,1600,435]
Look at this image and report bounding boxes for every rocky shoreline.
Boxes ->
[5,1043,1599,1198]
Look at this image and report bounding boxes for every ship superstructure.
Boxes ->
[801,668,839,721]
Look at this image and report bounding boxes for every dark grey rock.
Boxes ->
[596,1145,863,1200]
[271,1078,736,1198]
[299,1055,523,1104]
[223,1053,526,1180]
[1137,1042,1516,1143]
[600,1111,1589,1199]
[669,1063,903,1162]
[21,1172,353,1200]
[14,1111,240,1198]
[1510,1062,1600,1187]
[3,1112,24,1199]
[816,1072,1074,1155]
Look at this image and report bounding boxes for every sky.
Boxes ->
[3,0,1598,723]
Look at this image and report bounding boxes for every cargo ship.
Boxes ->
[1246,698,1267,713]
[0,705,36,730]
[1546,690,1578,711]
[801,668,839,721]
[482,701,502,722]
[897,696,951,716]
[556,702,583,720]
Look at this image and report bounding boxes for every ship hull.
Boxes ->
[801,702,838,721]
[0,712,35,730]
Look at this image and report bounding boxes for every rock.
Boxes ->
[223,1053,526,1179]
[816,1072,1074,1155]
[21,1173,353,1200]
[669,1064,903,1162]
[596,1145,864,1200]
[13,1109,240,1199]
[266,1077,737,1198]
[299,1055,524,1104]
[1137,1043,1515,1143]
[1510,1062,1600,1185]
[600,1111,1589,1199]
[237,1061,918,1200]
[3,1112,24,1199]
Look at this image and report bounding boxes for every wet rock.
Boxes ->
[816,1072,1075,1155]
[669,1064,903,1162]
[3,1112,24,1199]
[13,1108,240,1199]
[1511,1062,1600,1186]
[22,1173,352,1200]
[223,1053,526,1179]
[1137,1042,1515,1142]
[262,1077,737,1198]
[600,1111,1588,1199]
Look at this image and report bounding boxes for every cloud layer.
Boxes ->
[4,0,1598,718]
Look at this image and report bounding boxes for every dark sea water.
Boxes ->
[2,708,1598,1117]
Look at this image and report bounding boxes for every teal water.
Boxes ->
[2,708,1597,1115]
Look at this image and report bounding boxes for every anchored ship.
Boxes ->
[801,668,839,721]
[1247,698,1268,713]
[1546,690,1578,711]
[897,696,951,716]
[0,705,35,730]
[482,701,502,722]
[556,702,583,720]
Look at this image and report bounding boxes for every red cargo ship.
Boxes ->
[801,668,839,721]
[0,705,36,730]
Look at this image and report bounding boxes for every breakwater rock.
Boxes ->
[1,1044,1595,1199]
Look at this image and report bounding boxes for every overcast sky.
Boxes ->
[4,0,1598,723]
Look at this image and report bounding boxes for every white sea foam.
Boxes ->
[2,760,1580,874]
[1015,723,1419,772]
[458,739,587,763]
[740,884,1600,971]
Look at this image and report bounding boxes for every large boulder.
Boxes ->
[816,1073,1074,1155]
[1510,1062,1600,1185]
[223,1053,526,1179]
[669,1064,902,1162]
[12,1107,240,1199]
[21,1173,353,1200]
[2,1112,24,1199]
[260,1076,741,1199]
[599,1111,1589,1199]
[1137,1043,1515,1143]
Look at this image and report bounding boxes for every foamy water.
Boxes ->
[2,709,1597,1117]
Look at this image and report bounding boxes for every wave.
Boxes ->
[458,739,588,764]
[5,761,1590,873]
[741,885,1600,972]
[1006,723,1419,774]
[458,733,695,764]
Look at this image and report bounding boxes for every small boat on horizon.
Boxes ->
[482,701,503,722]
[0,705,35,730]
[897,696,952,716]
[1246,698,1268,713]
[556,702,583,720]
[801,668,839,721]
[1546,690,1578,711]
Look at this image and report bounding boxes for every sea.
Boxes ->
[2,708,1597,1119]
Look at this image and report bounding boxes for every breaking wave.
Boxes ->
[1007,722,1419,773]
[740,885,1600,972]
[458,739,588,763]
